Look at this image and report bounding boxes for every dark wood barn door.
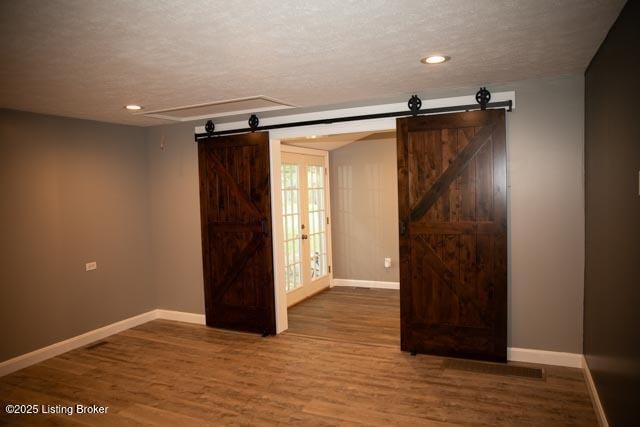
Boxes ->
[197,131,276,335]
[397,110,507,362]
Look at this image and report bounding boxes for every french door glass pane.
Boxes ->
[307,165,328,280]
[281,163,302,292]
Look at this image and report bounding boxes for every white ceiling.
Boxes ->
[0,0,625,127]
[283,130,395,151]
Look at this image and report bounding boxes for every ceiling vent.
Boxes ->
[139,96,296,122]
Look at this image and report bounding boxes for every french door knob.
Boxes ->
[301,234,308,240]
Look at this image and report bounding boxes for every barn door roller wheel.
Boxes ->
[475,87,491,110]
[408,94,422,116]
[205,120,215,137]
[248,114,259,131]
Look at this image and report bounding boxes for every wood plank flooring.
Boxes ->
[0,288,597,425]
[287,286,400,347]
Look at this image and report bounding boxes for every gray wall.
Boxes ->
[584,1,639,425]
[504,76,585,353]
[144,75,586,353]
[329,136,399,282]
[0,74,587,360]
[146,123,205,314]
[0,109,154,361]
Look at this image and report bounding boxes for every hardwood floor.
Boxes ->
[0,289,597,425]
[287,286,400,347]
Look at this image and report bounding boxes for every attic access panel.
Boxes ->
[141,96,296,122]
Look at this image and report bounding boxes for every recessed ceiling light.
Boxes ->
[125,104,143,111]
[420,55,449,64]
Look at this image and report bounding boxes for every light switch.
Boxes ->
[85,261,97,271]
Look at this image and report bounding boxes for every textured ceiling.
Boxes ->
[0,0,625,127]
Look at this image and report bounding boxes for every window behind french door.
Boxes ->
[281,150,332,307]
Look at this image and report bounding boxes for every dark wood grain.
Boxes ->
[197,131,276,335]
[415,237,484,325]
[408,124,495,222]
[212,234,265,305]
[397,110,507,362]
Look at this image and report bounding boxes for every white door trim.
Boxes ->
[269,119,399,333]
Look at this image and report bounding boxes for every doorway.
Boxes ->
[270,111,508,361]
[277,131,401,347]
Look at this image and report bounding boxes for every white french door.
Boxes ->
[280,148,332,307]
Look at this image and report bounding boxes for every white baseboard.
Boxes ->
[507,347,583,368]
[0,308,588,380]
[330,280,581,369]
[332,278,399,290]
[156,309,206,325]
[0,309,207,377]
[582,356,609,427]
[0,310,157,377]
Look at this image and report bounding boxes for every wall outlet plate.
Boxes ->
[85,261,97,271]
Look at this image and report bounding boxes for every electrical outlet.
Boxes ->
[85,261,97,271]
[384,257,392,268]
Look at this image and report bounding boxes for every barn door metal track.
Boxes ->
[194,87,511,141]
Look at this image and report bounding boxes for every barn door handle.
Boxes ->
[399,220,407,236]
[260,219,269,236]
